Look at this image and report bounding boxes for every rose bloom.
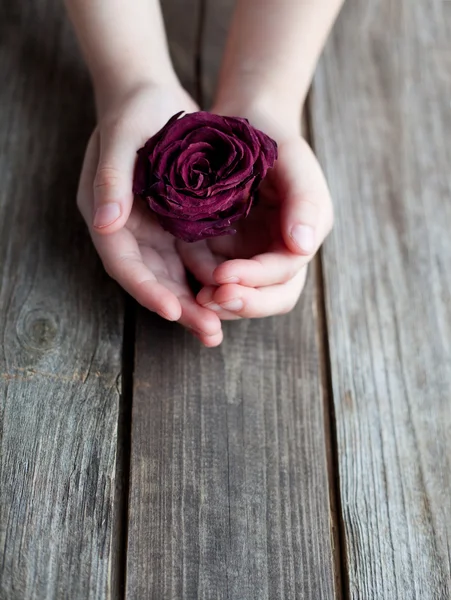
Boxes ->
[133,111,277,242]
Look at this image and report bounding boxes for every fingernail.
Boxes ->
[291,224,315,253]
[220,276,240,283]
[157,309,178,322]
[93,202,121,228]
[220,298,244,312]
[204,302,222,312]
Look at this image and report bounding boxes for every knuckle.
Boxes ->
[117,251,142,267]
[222,283,242,297]
[102,253,142,283]
[295,193,321,226]
[286,262,301,282]
[299,191,321,211]
[102,114,128,134]
[300,191,320,207]
[277,271,307,315]
[94,165,122,193]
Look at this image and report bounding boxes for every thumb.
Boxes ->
[276,138,333,256]
[92,125,138,234]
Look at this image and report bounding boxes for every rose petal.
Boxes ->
[132,148,150,195]
[254,128,278,173]
[146,179,254,220]
[152,139,185,179]
[133,111,278,242]
[139,111,185,160]
[175,143,214,187]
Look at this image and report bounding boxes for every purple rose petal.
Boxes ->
[133,111,278,242]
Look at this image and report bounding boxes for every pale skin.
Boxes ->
[66,0,344,347]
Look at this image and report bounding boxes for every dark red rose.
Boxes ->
[132,111,277,242]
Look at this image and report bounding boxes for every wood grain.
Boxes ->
[127,283,336,600]
[161,0,202,101]
[0,2,123,598]
[200,0,235,108]
[126,5,336,597]
[310,0,451,597]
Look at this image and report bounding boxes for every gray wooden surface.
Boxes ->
[163,0,202,99]
[311,0,451,597]
[0,2,124,599]
[201,0,235,108]
[2,0,451,598]
[126,288,336,600]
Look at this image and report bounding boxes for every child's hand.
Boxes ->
[177,102,334,320]
[76,83,223,347]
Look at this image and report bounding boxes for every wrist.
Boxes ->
[213,88,303,134]
[65,0,180,118]
[94,68,180,118]
[215,76,305,122]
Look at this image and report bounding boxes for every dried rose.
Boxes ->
[132,111,277,242]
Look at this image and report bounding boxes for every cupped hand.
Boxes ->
[177,102,334,320]
[77,83,223,346]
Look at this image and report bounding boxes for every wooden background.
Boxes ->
[0,0,450,599]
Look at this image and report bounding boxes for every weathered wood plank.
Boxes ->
[127,285,336,600]
[161,0,202,100]
[200,0,235,108]
[0,2,124,598]
[310,0,451,597]
[126,2,337,598]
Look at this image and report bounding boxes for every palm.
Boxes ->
[177,158,290,283]
[209,174,282,260]
[176,130,333,321]
[125,197,193,297]
[90,190,224,340]
[78,85,223,344]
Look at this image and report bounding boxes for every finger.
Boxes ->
[196,286,242,321]
[213,248,306,287]
[276,138,334,256]
[190,328,224,348]
[77,146,180,319]
[96,228,222,334]
[198,268,308,319]
[77,130,100,223]
[188,324,224,347]
[137,245,223,338]
[77,134,221,336]
[177,239,224,286]
[93,228,182,321]
[176,292,223,338]
[92,123,139,234]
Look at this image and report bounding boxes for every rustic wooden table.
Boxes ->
[1,1,450,599]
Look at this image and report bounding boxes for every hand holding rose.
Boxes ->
[76,83,225,347]
[67,0,341,347]
[179,101,334,321]
[76,86,333,346]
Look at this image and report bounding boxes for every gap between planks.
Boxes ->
[111,295,136,600]
[195,0,207,109]
[305,95,348,600]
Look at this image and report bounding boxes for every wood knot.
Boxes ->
[17,309,60,351]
